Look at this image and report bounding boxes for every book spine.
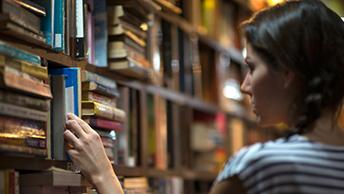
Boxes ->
[50,75,66,160]
[1,0,41,34]
[0,136,46,149]
[0,54,48,79]
[82,91,116,107]
[53,0,65,51]
[13,0,47,16]
[0,102,48,122]
[1,66,52,98]
[74,0,85,58]
[0,144,47,157]
[89,102,113,120]
[85,117,123,131]
[31,0,54,46]
[49,67,81,116]
[0,115,46,135]
[93,0,107,67]
[87,82,119,97]
[0,90,50,111]
[82,101,126,122]
[0,21,46,44]
[19,62,48,80]
[108,41,145,56]
[0,41,41,65]
[86,0,95,64]
[1,170,19,194]
[1,12,41,36]
[81,70,117,89]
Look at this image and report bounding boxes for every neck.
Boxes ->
[304,110,344,146]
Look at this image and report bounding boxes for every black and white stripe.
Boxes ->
[216,134,344,194]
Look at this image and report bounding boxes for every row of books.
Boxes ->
[0,169,86,194]
[0,169,184,194]
[107,4,153,80]
[0,0,154,79]
[0,0,222,101]
[81,70,125,164]
[0,38,193,170]
[0,40,128,163]
[0,38,233,173]
[120,176,183,194]
[0,39,50,158]
[191,111,227,172]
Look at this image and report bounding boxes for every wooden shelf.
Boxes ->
[86,64,255,123]
[0,156,68,171]
[85,64,222,114]
[156,12,244,65]
[198,33,245,65]
[114,166,217,181]
[0,156,217,181]
[0,35,79,67]
[139,2,245,65]
[0,36,252,121]
[155,10,195,34]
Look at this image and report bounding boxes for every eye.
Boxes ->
[247,63,255,74]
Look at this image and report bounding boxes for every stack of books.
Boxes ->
[0,0,47,46]
[81,70,126,164]
[0,169,20,193]
[20,168,86,194]
[0,40,51,158]
[121,177,153,194]
[107,5,152,80]
[49,66,81,160]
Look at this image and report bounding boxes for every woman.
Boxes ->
[64,0,344,193]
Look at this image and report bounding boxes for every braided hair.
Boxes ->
[241,0,344,135]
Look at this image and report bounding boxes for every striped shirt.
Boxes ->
[216,134,344,194]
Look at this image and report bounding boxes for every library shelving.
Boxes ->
[0,0,275,193]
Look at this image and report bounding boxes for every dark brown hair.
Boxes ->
[241,0,344,134]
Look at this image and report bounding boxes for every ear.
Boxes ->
[283,69,295,88]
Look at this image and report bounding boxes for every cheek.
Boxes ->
[251,71,287,125]
[251,69,274,100]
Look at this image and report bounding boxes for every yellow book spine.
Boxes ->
[21,62,48,80]
[82,101,126,122]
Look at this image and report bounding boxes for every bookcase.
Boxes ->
[0,0,279,193]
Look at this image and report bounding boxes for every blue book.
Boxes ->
[49,67,81,116]
[31,0,54,47]
[53,0,65,52]
[93,0,107,67]
[0,41,41,65]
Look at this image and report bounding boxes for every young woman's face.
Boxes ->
[241,43,298,127]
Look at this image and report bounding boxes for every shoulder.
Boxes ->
[215,142,263,182]
[216,135,344,194]
[216,134,311,182]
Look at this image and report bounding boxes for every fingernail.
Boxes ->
[66,113,74,119]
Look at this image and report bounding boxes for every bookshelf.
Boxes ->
[0,156,217,180]
[0,0,272,193]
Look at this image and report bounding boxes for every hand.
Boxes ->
[64,113,124,194]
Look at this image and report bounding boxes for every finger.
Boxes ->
[66,149,82,166]
[65,119,87,138]
[66,148,80,159]
[67,113,93,134]
[64,130,82,149]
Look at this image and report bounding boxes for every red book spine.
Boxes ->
[85,117,123,131]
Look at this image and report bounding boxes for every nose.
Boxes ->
[241,73,252,96]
